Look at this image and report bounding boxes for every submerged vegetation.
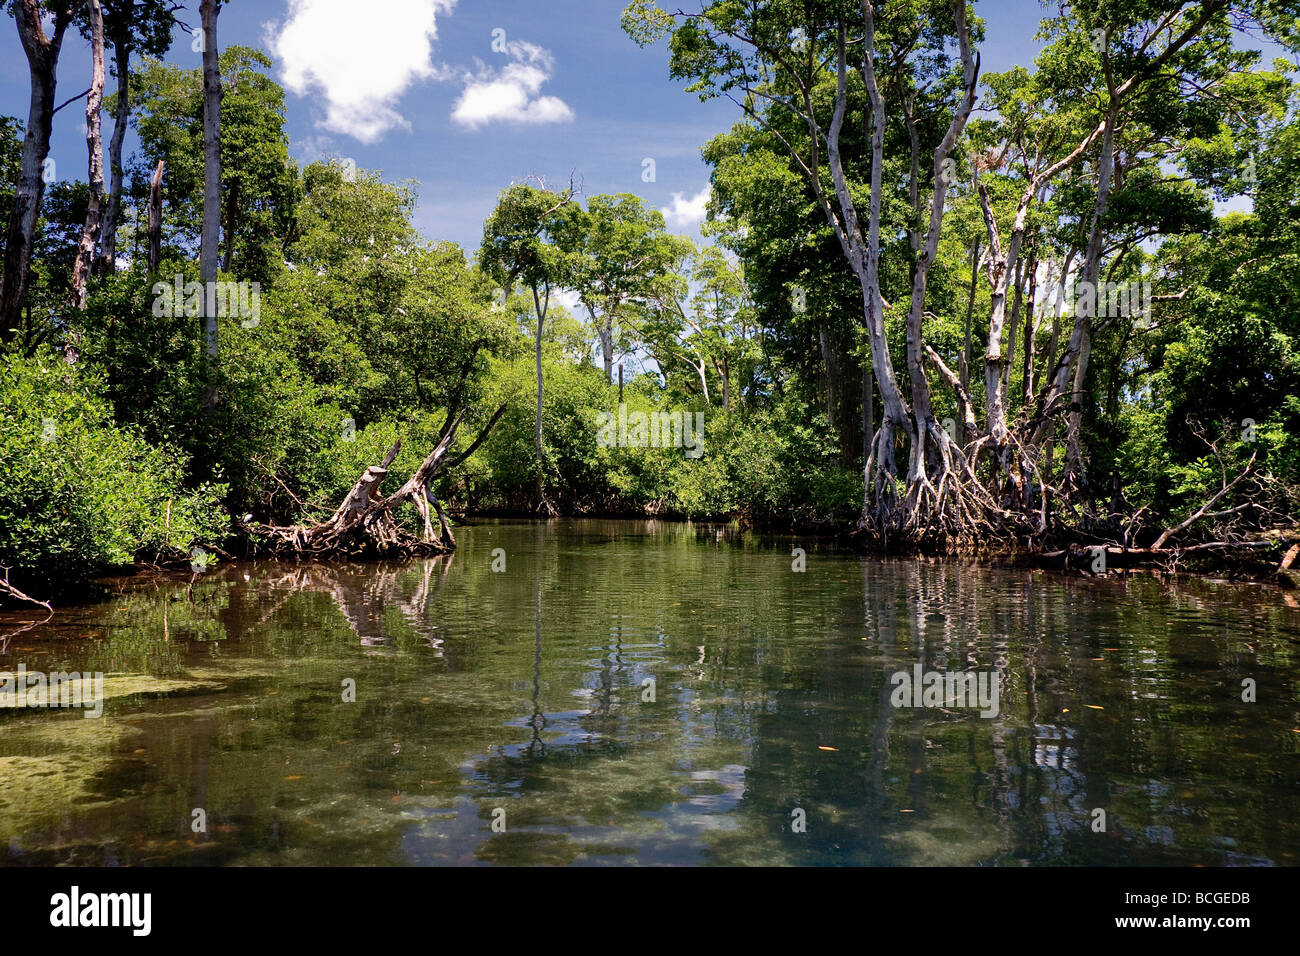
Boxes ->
[1,0,1299,600]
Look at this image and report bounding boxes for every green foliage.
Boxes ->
[0,349,226,577]
[665,395,861,525]
[70,262,335,522]
[479,183,571,294]
[464,354,857,526]
[131,46,298,283]
[58,158,510,533]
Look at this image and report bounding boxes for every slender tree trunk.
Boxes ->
[958,239,979,445]
[978,183,1027,488]
[597,310,614,382]
[1031,112,1120,467]
[808,3,973,530]
[979,111,1119,489]
[1021,254,1039,410]
[532,285,556,515]
[1063,104,1118,487]
[70,0,107,312]
[98,38,130,275]
[694,355,710,403]
[721,354,730,415]
[862,364,874,471]
[199,0,221,361]
[1036,250,1074,477]
[0,2,73,345]
[819,328,839,432]
[534,289,546,465]
[1002,257,1024,403]
[903,90,921,254]
[844,9,906,519]
[1066,327,1094,484]
[147,159,164,273]
[1042,259,1063,479]
[898,2,978,492]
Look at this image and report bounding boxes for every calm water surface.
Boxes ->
[2,519,1298,866]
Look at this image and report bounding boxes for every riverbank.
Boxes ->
[4,511,1299,613]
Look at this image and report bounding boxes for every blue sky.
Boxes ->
[0,0,1083,255]
[0,1,1282,252]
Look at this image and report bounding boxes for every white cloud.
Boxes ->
[451,41,574,130]
[267,0,455,143]
[661,186,710,230]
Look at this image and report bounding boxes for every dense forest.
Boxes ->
[2,0,1299,603]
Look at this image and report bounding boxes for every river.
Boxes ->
[2,518,1297,865]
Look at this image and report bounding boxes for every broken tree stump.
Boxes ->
[254,403,505,558]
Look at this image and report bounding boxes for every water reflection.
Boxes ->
[0,519,1298,866]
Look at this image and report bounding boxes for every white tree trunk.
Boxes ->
[70,0,106,311]
[98,40,130,274]
[0,2,73,342]
[200,0,222,361]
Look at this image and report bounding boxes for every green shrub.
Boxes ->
[0,349,226,578]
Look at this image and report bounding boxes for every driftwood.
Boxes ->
[1032,530,1300,584]
[1151,452,1256,549]
[255,403,504,557]
[0,568,52,612]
